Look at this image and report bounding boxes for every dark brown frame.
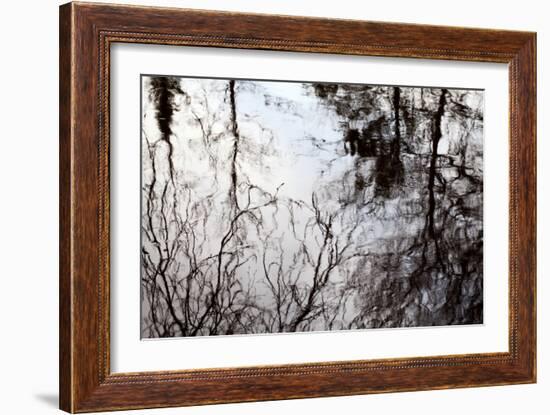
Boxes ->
[59,2,536,412]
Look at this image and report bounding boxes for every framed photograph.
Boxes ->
[59,2,536,412]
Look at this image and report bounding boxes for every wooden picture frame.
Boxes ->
[59,2,536,412]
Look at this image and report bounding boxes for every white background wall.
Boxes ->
[0,1,546,414]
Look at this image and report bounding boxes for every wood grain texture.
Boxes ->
[59,3,73,411]
[59,2,537,412]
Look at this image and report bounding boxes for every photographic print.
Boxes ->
[140,75,484,338]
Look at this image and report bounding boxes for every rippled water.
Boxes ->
[140,76,483,337]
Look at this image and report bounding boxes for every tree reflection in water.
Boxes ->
[140,76,483,337]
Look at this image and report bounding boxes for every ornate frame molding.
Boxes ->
[60,2,536,412]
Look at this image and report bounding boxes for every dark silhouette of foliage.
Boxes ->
[141,77,484,337]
